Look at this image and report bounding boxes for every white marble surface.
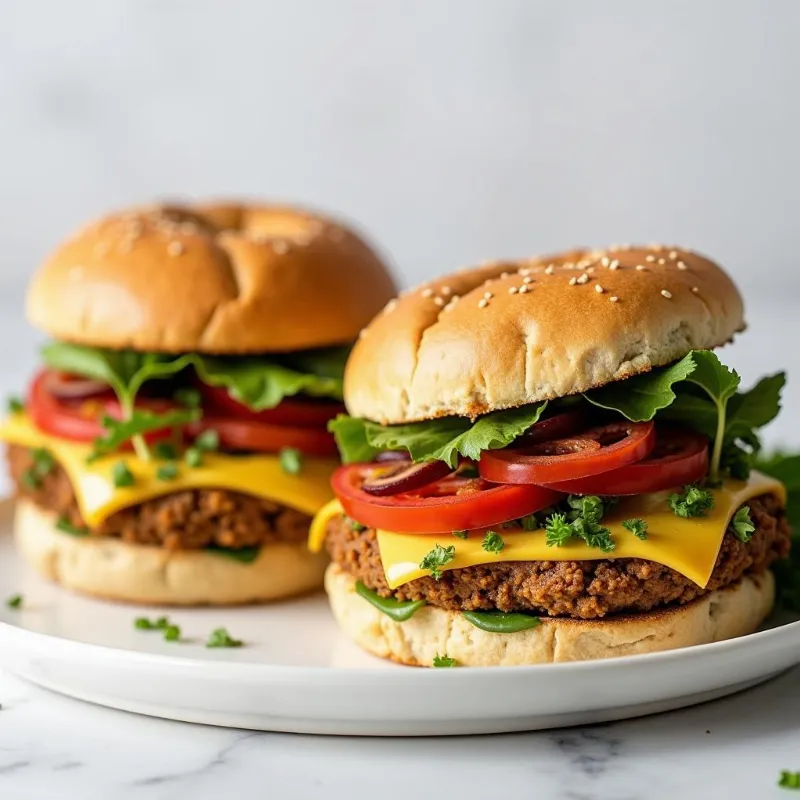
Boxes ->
[0,294,798,799]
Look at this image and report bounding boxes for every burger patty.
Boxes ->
[8,445,310,550]
[325,494,791,619]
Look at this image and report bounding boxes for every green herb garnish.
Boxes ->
[346,516,367,532]
[779,771,800,790]
[174,387,201,409]
[156,463,179,482]
[154,442,178,461]
[544,496,615,552]
[185,447,203,468]
[195,428,219,452]
[31,448,55,478]
[7,396,23,414]
[163,624,181,642]
[206,627,244,648]
[482,531,505,554]
[452,530,469,540]
[112,461,135,488]
[20,469,40,490]
[279,447,303,475]
[731,506,755,542]
[432,654,457,668]
[669,485,716,518]
[6,594,22,609]
[622,518,649,540]
[419,543,456,580]
[134,616,170,630]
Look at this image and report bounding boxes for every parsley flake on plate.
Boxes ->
[206,627,244,648]
[779,771,800,790]
[6,594,22,610]
[432,654,457,668]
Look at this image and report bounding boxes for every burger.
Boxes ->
[1,202,396,605]
[309,245,791,666]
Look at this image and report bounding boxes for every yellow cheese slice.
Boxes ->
[308,472,785,589]
[0,413,337,527]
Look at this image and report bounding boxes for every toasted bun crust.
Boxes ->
[27,202,396,354]
[344,245,744,423]
[325,564,774,666]
[15,499,328,605]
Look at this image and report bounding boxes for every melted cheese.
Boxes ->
[308,472,786,589]
[0,414,337,527]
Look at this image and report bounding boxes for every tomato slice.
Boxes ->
[479,421,656,485]
[542,427,709,496]
[197,382,343,428]
[331,463,563,533]
[27,370,176,445]
[188,417,339,457]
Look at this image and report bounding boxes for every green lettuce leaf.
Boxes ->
[91,408,201,460]
[330,404,547,468]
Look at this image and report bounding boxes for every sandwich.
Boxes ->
[1,202,396,604]
[309,245,791,666]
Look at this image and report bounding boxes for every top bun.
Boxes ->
[27,202,396,354]
[345,245,745,423]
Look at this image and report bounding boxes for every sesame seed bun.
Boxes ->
[14,499,329,605]
[344,246,744,423]
[27,202,397,354]
[325,563,774,666]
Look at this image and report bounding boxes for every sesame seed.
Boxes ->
[595,284,604,294]
[645,254,656,263]
[272,241,289,255]
[422,288,434,298]
[609,260,620,270]
[544,265,555,275]
[441,285,452,296]
[167,241,184,257]
[519,285,530,294]
[661,289,673,299]
[433,297,444,307]
[509,286,518,294]
[384,299,397,314]
[500,272,509,279]
[478,298,489,308]
[576,273,590,285]
[522,276,533,285]
[359,328,369,339]
[519,268,533,276]
[657,258,666,265]
[586,267,595,275]
[600,257,610,267]
[692,286,700,294]
[483,291,493,299]
[636,265,646,271]
[677,261,688,270]
[669,250,678,260]
[569,277,577,286]
[609,296,620,303]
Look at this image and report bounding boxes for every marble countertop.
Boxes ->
[0,292,798,800]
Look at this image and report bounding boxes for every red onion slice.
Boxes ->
[361,460,453,496]
[43,372,110,400]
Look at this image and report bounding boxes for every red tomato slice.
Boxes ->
[331,463,563,533]
[197,382,344,428]
[542,427,709,496]
[27,370,176,445]
[188,417,339,457]
[479,421,656,485]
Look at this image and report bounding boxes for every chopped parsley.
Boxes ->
[55,517,89,537]
[134,616,170,630]
[206,627,244,648]
[20,469,40,490]
[279,447,303,475]
[669,485,715,518]
[6,396,23,414]
[779,771,800,790]
[154,442,178,461]
[112,461,135,488]
[419,543,456,580]
[622,518,649,540]
[174,387,202,409]
[482,531,505,554]
[195,429,220,452]
[544,495,616,553]
[346,516,367,532]
[185,447,203,468]
[731,506,755,542]
[31,448,55,478]
[163,624,181,642]
[452,530,469,540]
[6,594,22,609]
[432,654,457,668]
[517,514,539,531]
[156,463,179,482]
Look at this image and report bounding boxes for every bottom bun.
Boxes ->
[15,498,328,606]
[325,563,775,666]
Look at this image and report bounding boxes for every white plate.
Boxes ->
[0,501,798,736]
